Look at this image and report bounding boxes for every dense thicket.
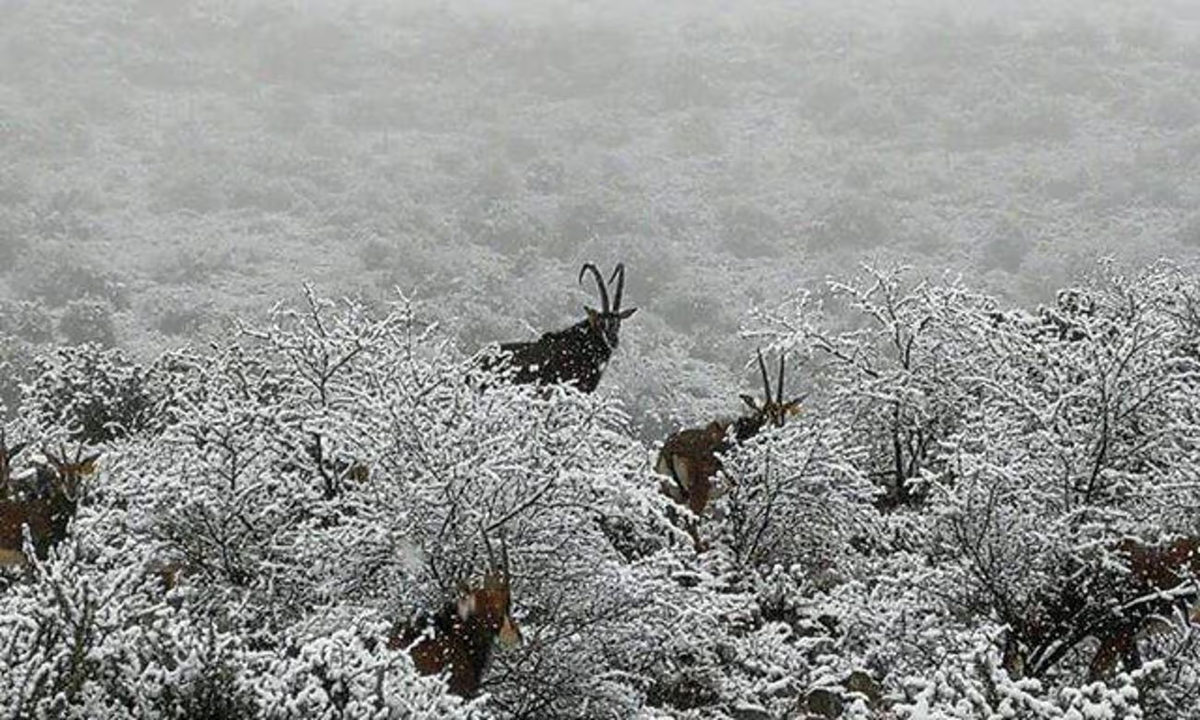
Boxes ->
[3,263,1200,718]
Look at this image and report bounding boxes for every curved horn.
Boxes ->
[41,445,62,468]
[500,531,511,586]
[578,263,610,314]
[480,523,499,574]
[7,440,29,462]
[756,349,773,405]
[609,263,626,312]
[777,354,786,407]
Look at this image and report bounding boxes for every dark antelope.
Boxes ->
[656,350,801,548]
[388,533,521,696]
[1003,536,1200,681]
[488,263,636,393]
[0,444,99,567]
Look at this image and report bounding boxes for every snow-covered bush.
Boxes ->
[744,262,1200,718]
[37,288,682,717]
[21,344,171,444]
[6,267,1200,719]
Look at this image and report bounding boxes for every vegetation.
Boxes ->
[1,263,1199,717]
[4,0,1200,717]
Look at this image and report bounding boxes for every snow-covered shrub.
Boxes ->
[81,288,679,716]
[254,626,487,720]
[7,267,1200,719]
[0,530,259,720]
[745,262,1200,717]
[718,413,877,573]
[750,266,994,511]
[893,633,1156,720]
[21,344,171,444]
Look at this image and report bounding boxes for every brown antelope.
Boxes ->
[1003,536,1200,680]
[656,350,802,548]
[487,263,637,393]
[0,444,99,567]
[388,532,521,696]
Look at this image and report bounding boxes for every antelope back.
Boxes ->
[1118,536,1200,589]
[1010,536,1200,680]
[1082,537,1200,678]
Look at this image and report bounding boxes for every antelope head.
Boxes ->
[0,443,99,567]
[736,349,803,438]
[38,443,101,498]
[580,263,637,351]
[470,528,521,650]
[391,527,521,696]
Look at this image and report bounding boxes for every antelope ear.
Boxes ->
[617,307,637,319]
[585,307,601,329]
[740,394,759,412]
[498,616,521,649]
[79,453,102,474]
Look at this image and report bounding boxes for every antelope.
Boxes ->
[388,532,521,696]
[487,263,637,393]
[1003,536,1200,681]
[0,444,99,567]
[656,350,801,548]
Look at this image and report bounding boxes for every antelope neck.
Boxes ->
[730,415,767,443]
[575,316,618,350]
[47,491,77,538]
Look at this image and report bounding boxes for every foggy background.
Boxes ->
[3,0,1200,436]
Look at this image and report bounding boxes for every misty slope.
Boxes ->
[2,0,1200,435]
